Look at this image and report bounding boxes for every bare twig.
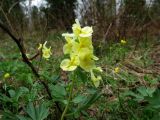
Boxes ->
[0,7,16,35]
[8,1,19,13]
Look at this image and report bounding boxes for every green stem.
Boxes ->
[61,75,75,120]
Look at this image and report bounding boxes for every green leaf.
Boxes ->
[15,87,29,101]
[25,102,49,120]
[146,88,156,97]
[35,103,49,120]
[137,86,155,97]
[49,84,66,99]
[72,95,87,104]
[8,89,16,98]
[124,90,144,102]
[78,90,101,111]
[26,102,36,120]
[1,111,19,120]
[137,86,148,96]
[0,93,12,102]
[17,115,30,120]
[147,89,160,109]
[27,74,33,85]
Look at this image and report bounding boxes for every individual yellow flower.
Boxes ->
[91,70,102,88]
[114,67,120,73]
[62,35,77,54]
[79,26,93,38]
[121,40,127,44]
[78,37,93,50]
[72,19,93,38]
[78,48,95,72]
[4,73,10,79]
[42,47,52,59]
[60,55,80,71]
[72,19,81,36]
[38,41,52,59]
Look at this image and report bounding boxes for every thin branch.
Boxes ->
[0,7,16,34]
[8,1,19,13]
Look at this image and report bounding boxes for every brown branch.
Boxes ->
[0,20,62,115]
[28,52,40,61]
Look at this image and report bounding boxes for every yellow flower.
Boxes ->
[79,26,93,38]
[121,40,127,44]
[42,47,52,59]
[38,44,42,50]
[61,19,102,87]
[60,55,80,71]
[78,48,95,72]
[78,37,93,50]
[38,41,52,59]
[91,70,101,88]
[72,19,81,36]
[4,73,10,79]
[62,34,77,54]
[114,67,120,73]
[72,19,93,38]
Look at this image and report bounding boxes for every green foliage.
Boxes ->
[20,102,49,120]
[124,86,156,102]
[0,32,159,120]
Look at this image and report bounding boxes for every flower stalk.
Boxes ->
[61,74,75,120]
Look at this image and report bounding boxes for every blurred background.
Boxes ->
[0,0,160,42]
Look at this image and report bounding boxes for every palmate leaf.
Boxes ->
[123,87,156,102]
[35,103,49,120]
[17,115,31,120]
[137,86,155,97]
[26,103,36,120]
[25,102,49,120]
[147,89,160,109]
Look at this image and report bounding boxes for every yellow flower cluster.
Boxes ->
[121,40,127,44]
[60,19,102,87]
[38,41,52,60]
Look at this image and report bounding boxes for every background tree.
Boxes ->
[43,0,77,30]
[0,0,24,33]
[149,0,160,20]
